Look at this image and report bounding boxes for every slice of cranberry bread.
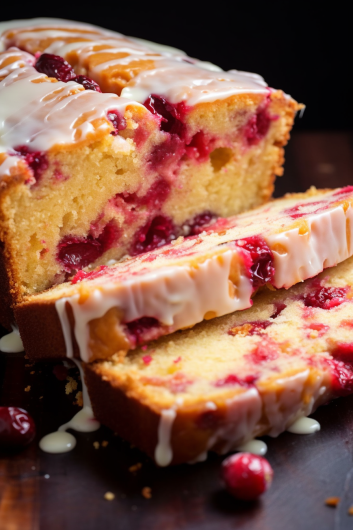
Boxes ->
[83,254,353,465]
[15,186,353,362]
[0,19,300,326]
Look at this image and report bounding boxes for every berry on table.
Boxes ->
[0,407,36,449]
[221,452,273,500]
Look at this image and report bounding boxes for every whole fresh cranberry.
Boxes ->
[0,407,36,449]
[35,53,76,82]
[221,452,273,500]
[72,75,102,92]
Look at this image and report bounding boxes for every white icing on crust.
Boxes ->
[0,326,24,353]
[268,205,353,288]
[56,251,253,362]
[0,18,270,107]
[287,417,321,434]
[0,47,34,78]
[155,408,177,466]
[39,431,76,453]
[0,65,139,158]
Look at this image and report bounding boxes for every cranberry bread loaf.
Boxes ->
[83,254,353,465]
[16,186,353,362]
[0,19,300,327]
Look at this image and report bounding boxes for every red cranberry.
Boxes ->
[215,374,256,387]
[182,211,216,235]
[326,358,353,396]
[125,316,160,346]
[117,177,170,209]
[57,221,120,273]
[237,236,275,290]
[72,75,102,92]
[35,53,76,82]
[143,94,186,137]
[303,286,348,310]
[0,407,36,449]
[185,131,213,162]
[130,215,176,256]
[270,303,287,318]
[221,452,273,500]
[147,134,185,175]
[244,107,275,146]
[331,343,353,363]
[71,265,108,284]
[107,109,127,135]
[14,145,48,182]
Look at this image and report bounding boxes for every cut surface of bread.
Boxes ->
[83,255,353,465]
[16,186,353,362]
[0,20,300,327]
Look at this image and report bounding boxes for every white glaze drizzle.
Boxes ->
[56,251,253,362]
[235,439,268,456]
[154,408,177,467]
[39,359,100,454]
[0,65,139,157]
[0,326,24,353]
[53,190,353,362]
[0,47,34,78]
[287,417,321,434]
[0,19,270,108]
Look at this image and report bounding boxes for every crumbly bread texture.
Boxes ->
[84,255,353,465]
[15,186,353,362]
[0,21,300,327]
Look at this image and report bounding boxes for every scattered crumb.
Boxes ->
[65,376,78,394]
[93,441,100,450]
[325,497,340,507]
[44,474,50,479]
[129,462,142,473]
[25,364,34,368]
[142,487,152,499]
[348,506,353,516]
[39,396,43,399]
[24,386,31,392]
[74,391,83,407]
[104,492,115,501]
[30,371,35,375]
[102,441,109,448]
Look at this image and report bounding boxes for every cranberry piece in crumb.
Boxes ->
[71,265,109,284]
[215,374,254,388]
[185,131,213,162]
[58,221,120,273]
[248,342,278,363]
[14,145,48,182]
[107,109,127,135]
[142,355,153,365]
[35,53,76,82]
[72,75,102,92]
[147,134,186,175]
[143,94,186,137]
[126,317,161,346]
[326,358,353,396]
[182,211,217,236]
[270,303,286,319]
[331,343,353,363]
[237,236,275,290]
[0,407,36,449]
[244,107,276,146]
[117,177,171,209]
[303,286,348,310]
[130,215,176,256]
[221,453,273,500]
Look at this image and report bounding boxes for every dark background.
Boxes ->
[0,3,351,129]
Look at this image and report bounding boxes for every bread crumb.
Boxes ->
[74,391,83,407]
[129,462,142,473]
[30,371,35,375]
[142,487,152,499]
[348,506,353,515]
[102,440,109,447]
[93,441,100,450]
[325,497,340,507]
[104,492,115,501]
[65,376,78,394]
[39,396,43,399]
[24,386,31,392]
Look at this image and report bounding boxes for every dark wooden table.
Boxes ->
[1,131,353,530]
